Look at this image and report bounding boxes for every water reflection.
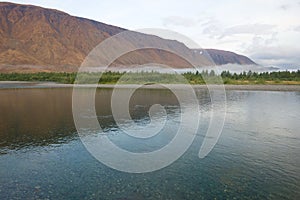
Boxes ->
[0,89,76,152]
[0,88,183,153]
[0,88,299,199]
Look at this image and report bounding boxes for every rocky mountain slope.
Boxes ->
[205,49,256,65]
[0,2,256,72]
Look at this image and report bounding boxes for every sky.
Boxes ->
[6,0,300,68]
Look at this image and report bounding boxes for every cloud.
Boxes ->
[162,16,197,27]
[245,33,278,49]
[294,25,300,32]
[279,4,290,10]
[250,46,300,67]
[241,33,300,67]
[220,24,276,38]
[202,22,222,38]
[201,22,276,39]
[201,19,224,38]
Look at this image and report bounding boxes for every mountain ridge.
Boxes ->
[0,2,257,72]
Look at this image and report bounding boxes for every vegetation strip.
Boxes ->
[0,70,299,85]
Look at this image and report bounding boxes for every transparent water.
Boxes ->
[0,88,299,199]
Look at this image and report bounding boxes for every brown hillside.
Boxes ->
[0,2,256,72]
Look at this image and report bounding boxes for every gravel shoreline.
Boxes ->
[0,81,300,91]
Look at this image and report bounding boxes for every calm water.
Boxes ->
[0,87,299,199]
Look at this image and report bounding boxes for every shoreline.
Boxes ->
[0,81,300,91]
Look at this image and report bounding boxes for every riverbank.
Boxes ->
[1,81,300,91]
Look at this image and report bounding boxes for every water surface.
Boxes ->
[0,88,299,199]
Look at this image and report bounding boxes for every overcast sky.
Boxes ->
[7,0,300,68]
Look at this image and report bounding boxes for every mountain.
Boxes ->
[205,49,256,65]
[0,2,256,72]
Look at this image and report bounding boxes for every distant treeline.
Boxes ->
[0,70,299,85]
[220,70,300,84]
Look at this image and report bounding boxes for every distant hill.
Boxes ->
[0,2,257,72]
[205,49,256,65]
